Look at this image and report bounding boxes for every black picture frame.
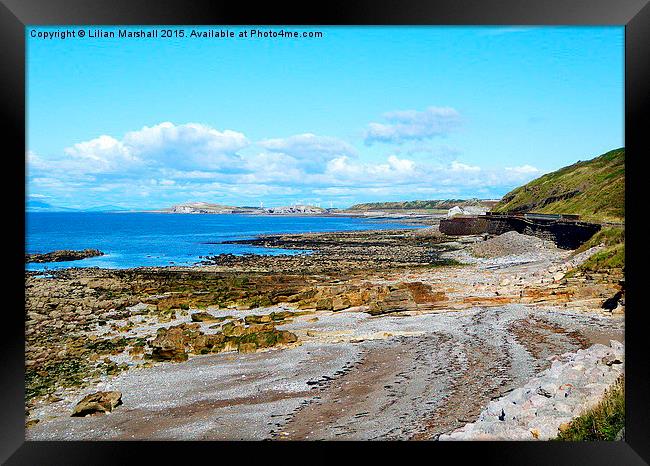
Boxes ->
[2,0,648,463]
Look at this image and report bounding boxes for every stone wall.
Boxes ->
[440,216,601,250]
[439,217,490,236]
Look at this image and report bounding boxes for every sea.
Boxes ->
[26,212,421,271]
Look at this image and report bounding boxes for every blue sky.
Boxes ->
[26,26,624,209]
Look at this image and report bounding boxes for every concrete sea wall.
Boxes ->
[439,216,601,249]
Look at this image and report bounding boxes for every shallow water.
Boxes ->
[26,212,420,270]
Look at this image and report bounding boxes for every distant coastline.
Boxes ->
[27,198,499,216]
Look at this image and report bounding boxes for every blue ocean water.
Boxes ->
[26,212,420,270]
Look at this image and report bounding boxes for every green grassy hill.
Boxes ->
[492,148,624,223]
[347,199,498,212]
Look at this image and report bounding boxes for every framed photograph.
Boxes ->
[2,0,648,463]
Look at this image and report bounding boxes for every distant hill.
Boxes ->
[346,199,499,212]
[161,202,326,215]
[26,199,77,212]
[82,205,128,212]
[492,148,624,223]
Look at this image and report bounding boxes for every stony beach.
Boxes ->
[24,227,625,440]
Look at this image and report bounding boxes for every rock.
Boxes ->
[151,327,187,361]
[244,314,273,324]
[553,272,565,282]
[26,249,104,264]
[71,391,122,417]
[536,382,557,398]
[238,343,257,353]
[368,284,417,315]
[601,354,623,366]
[439,342,625,441]
[315,298,333,311]
[558,421,572,434]
[25,419,40,428]
[221,321,246,337]
[332,296,351,311]
[191,312,221,322]
[609,340,624,353]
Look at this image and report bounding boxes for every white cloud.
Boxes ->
[450,161,481,172]
[259,133,356,159]
[506,164,539,174]
[322,155,417,185]
[387,155,415,172]
[364,107,461,144]
[32,122,249,177]
[258,133,356,173]
[26,120,546,209]
[64,135,139,173]
[123,122,248,171]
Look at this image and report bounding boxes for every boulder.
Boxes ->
[221,321,246,337]
[191,312,221,323]
[71,391,122,417]
[151,327,187,361]
[244,314,273,324]
[368,285,417,315]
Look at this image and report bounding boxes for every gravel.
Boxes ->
[469,231,560,258]
[25,305,623,441]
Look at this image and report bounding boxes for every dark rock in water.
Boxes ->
[71,391,122,417]
[26,249,104,263]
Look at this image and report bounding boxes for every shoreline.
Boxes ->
[26,215,435,273]
[24,225,625,440]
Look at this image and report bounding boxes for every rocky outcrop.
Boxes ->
[439,340,624,441]
[71,391,122,417]
[150,327,189,361]
[190,311,225,323]
[26,249,104,263]
[149,321,298,361]
[367,282,446,315]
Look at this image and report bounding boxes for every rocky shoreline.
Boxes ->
[24,227,625,440]
[439,340,624,440]
[26,248,104,263]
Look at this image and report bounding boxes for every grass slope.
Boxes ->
[493,148,624,223]
[570,226,625,273]
[555,376,625,441]
[347,199,497,211]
